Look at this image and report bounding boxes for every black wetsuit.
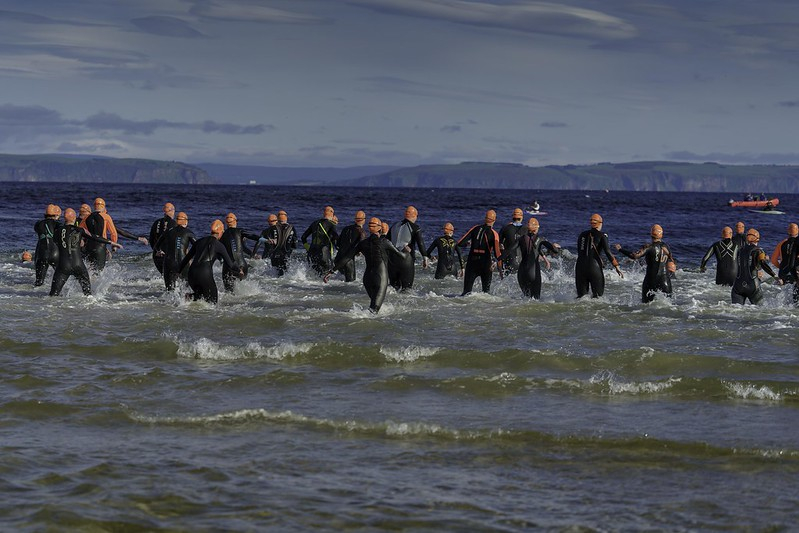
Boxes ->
[155,225,196,291]
[253,223,299,276]
[575,228,619,298]
[732,233,747,250]
[334,223,368,282]
[502,232,559,299]
[33,217,61,286]
[82,212,110,271]
[332,233,404,312]
[387,219,428,291]
[149,215,176,274]
[301,219,338,275]
[426,235,463,279]
[731,243,776,305]
[50,225,113,296]
[700,238,739,286]
[774,236,798,284]
[499,222,525,273]
[458,224,501,295]
[179,236,239,304]
[220,227,257,292]
[619,240,675,303]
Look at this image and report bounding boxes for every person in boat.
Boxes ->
[575,213,623,298]
[770,223,798,301]
[699,226,739,286]
[149,202,176,274]
[498,208,526,274]
[731,228,781,305]
[500,217,560,299]
[615,224,677,303]
[334,211,368,282]
[731,221,747,249]
[50,208,123,296]
[33,204,62,287]
[457,209,503,295]
[154,211,196,291]
[301,205,339,276]
[425,222,464,279]
[179,220,243,304]
[387,206,429,291]
[324,217,405,313]
[527,201,541,213]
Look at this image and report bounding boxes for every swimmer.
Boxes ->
[22,250,33,262]
[699,226,739,286]
[770,223,798,284]
[575,214,623,298]
[731,221,747,249]
[50,208,122,296]
[266,211,298,276]
[501,217,560,299]
[457,209,503,295]
[154,211,196,291]
[731,228,780,305]
[301,205,339,275]
[425,222,463,279]
[33,204,62,286]
[387,206,429,291]
[252,213,279,260]
[616,224,676,303]
[179,220,243,304]
[498,208,526,274]
[325,217,405,313]
[149,202,176,274]
[220,212,259,292]
[81,197,147,271]
[333,211,368,282]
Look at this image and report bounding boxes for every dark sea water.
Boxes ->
[2,182,798,531]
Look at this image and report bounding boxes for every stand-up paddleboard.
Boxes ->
[525,210,547,216]
[749,209,784,215]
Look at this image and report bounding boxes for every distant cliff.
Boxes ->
[0,154,212,184]
[344,161,799,193]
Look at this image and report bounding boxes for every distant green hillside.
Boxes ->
[346,161,799,193]
[0,154,212,184]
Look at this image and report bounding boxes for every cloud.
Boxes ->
[665,150,799,165]
[57,141,126,152]
[188,1,327,24]
[359,76,549,107]
[131,16,207,38]
[0,9,104,27]
[540,121,568,128]
[84,112,270,135]
[778,100,799,108]
[347,0,637,41]
[0,104,67,126]
[440,125,462,133]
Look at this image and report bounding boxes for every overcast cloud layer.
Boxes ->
[1,0,798,167]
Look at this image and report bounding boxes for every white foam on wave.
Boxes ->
[175,337,314,361]
[724,381,782,401]
[380,345,440,362]
[589,370,680,395]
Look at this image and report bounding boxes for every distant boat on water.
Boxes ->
[728,197,779,208]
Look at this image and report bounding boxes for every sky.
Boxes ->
[1,0,799,168]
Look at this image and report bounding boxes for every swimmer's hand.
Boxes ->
[614,265,624,278]
[111,243,123,250]
[699,266,706,273]
[614,243,622,251]
[138,237,149,246]
[422,257,429,269]
[322,270,333,283]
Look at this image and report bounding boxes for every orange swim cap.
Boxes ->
[485,210,497,224]
[267,213,278,224]
[176,212,188,224]
[788,223,798,237]
[722,226,733,239]
[355,210,366,222]
[323,205,334,218]
[405,206,418,219]
[22,250,32,262]
[590,214,603,227]
[746,228,760,242]
[651,224,663,239]
[94,197,105,209]
[513,208,524,220]
[64,208,77,224]
[735,221,745,232]
[528,217,539,231]
[443,222,454,234]
[163,202,175,214]
[79,204,91,217]
[332,215,339,225]
[277,210,287,222]
[381,222,389,235]
[45,204,59,216]
[211,219,224,235]
[368,217,382,234]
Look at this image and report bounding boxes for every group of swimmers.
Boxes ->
[27,199,799,312]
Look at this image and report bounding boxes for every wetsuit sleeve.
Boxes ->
[541,240,559,255]
[700,244,716,269]
[79,227,115,246]
[149,220,160,246]
[331,238,363,272]
[178,241,197,272]
[116,226,142,240]
[412,225,428,258]
[425,238,438,258]
[154,230,168,253]
[598,233,620,266]
[491,229,502,262]
[457,226,477,248]
[300,223,313,244]
[759,251,777,278]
